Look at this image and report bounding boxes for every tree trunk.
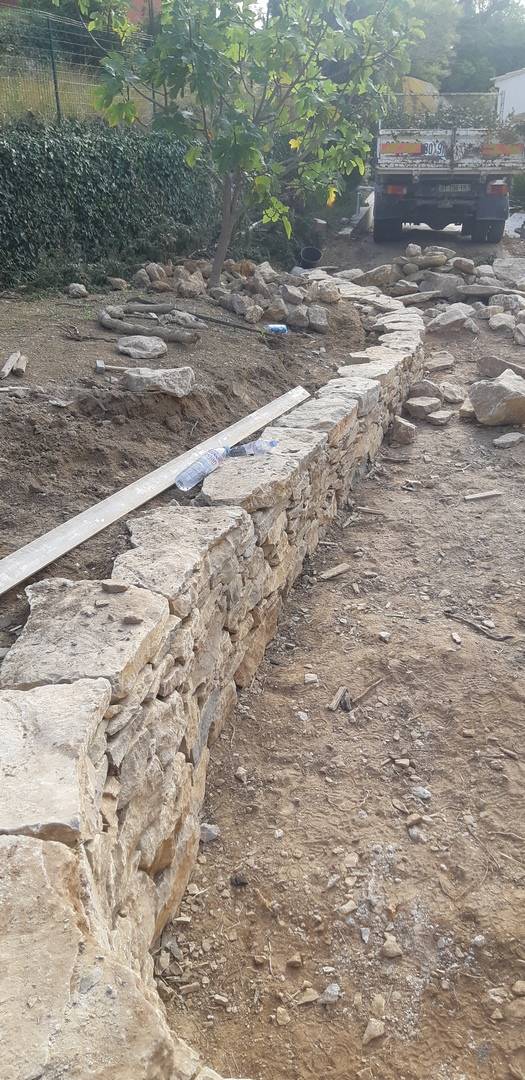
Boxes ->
[209,173,242,287]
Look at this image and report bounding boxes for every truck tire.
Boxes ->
[373,218,402,242]
[471,221,489,243]
[486,220,505,243]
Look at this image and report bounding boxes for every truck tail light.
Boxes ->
[487,181,508,195]
[386,184,407,196]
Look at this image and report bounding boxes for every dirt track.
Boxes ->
[163,317,525,1079]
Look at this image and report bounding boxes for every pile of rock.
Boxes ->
[341,244,525,346]
[125,256,390,335]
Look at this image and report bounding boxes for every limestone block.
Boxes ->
[0,578,169,701]
[330,374,381,415]
[0,678,111,845]
[274,396,358,444]
[154,809,202,936]
[469,369,525,425]
[202,429,325,512]
[235,595,281,687]
[113,505,253,618]
[0,835,175,1080]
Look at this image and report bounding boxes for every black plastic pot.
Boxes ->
[300,244,322,269]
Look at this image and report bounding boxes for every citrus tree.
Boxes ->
[94,0,416,284]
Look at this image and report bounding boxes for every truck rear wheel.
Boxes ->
[486,220,505,243]
[471,220,505,243]
[373,218,403,242]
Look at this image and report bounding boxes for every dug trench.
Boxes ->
[161,329,525,1079]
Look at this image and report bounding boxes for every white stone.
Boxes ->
[123,366,195,397]
[440,382,465,404]
[118,335,168,360]
[281,283,306,305]
[0,578,170,700]
[427,304,474,332]
[68,282,88,298]
[308,304,329,333]
[405,396,442,418]
[488,313,515,334]
[493,431,524,448]
[391,415,416,445]
[470,369,525,426]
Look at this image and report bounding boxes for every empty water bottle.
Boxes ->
[228,438,278,458]
[174,447,229,491]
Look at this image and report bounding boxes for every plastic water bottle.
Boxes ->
[228,438,278,458]
[265,323,288,334]
[174,447,229,491]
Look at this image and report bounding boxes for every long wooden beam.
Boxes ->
[0,386,309,597]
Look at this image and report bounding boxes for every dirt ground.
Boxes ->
[0,286,364,639]
[1,230,525,1078]
[159,277,525,1079]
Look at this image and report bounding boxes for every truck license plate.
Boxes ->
[438,183,470,193]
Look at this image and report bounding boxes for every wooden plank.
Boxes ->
[0,386,309,597]
[464,490,504,502]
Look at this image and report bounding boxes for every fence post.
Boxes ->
[47,17,62,125]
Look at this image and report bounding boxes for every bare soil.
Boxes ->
[162,319,525,1080]
[0,286,364,639]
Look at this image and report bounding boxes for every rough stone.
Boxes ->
[450,257,475,275]
[427,409,453,426]
[132,268,152,288]
[286,304,309,329]
[123,366,195,397]
[145,261,167,282]
[440,382,465,404]
[469,369,525,426]
[0,834,176,1080]
[363,1018,385,1045]
[391,415,416,445]
[307,280,341,304]
[68,282,88,298]
[405,243,422,258]
[257,260,279,283]
[244,304,264,324]
[478,354,525,381]
[488,313,515,334]
[380,933,403,958]
[425,350,455,374]
[0,679,111,844]
[334,268,365,282]
[178,272,206,298]
[359,264,396,287]
[514,323,525,346]
[418,272,463,299]
[459,397,475,419]
[107,276,129,291]
[414,253,448,269]
[405,396,442,418]
[118,335,168,360]
[493,256,525,286]
[281,283,306,305]
[488,293,525,313]
[265,297,288,322]
[427,304,474,332]
[493,431,524,448]
[0,578,170,700]
[409,379,443,400]
[308,304,329,333]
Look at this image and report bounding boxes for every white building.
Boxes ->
[493,67,525,122]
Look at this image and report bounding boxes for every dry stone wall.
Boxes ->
[0,281,424,1080]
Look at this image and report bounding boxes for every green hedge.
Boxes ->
[0,120,218,286]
